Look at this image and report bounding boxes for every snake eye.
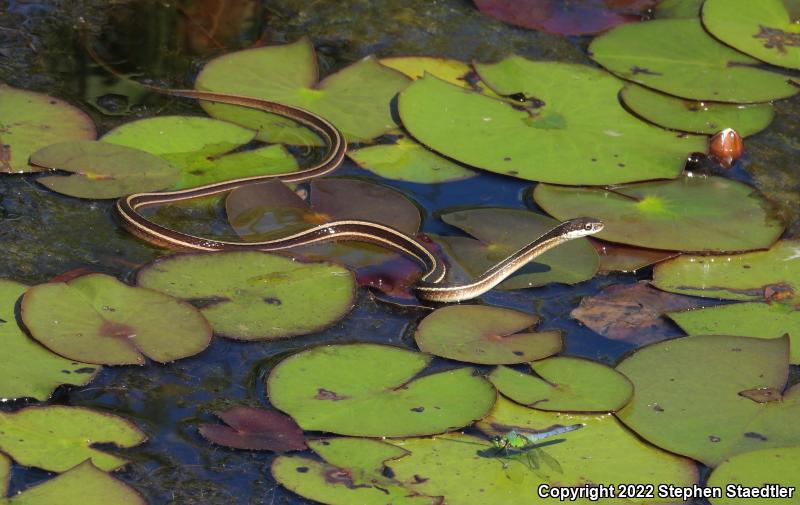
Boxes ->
[585,223,593,231]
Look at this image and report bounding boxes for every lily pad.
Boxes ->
[198,406,307,452]
[414,305,561,365]
[668,302,800,364]
[386,397,697,505]
[620,85,775,136]
[589,19,798,102]
[0,84,96,173]
[137,251,356,341]
[703,0,800,70]
[3,460,146,505]
[707,447,800,505]
[489,357,633,412]
[399,60,705,185]
[592,240,678,273]
[533,176,785,252]
[21,273,211,365]
[267,343,496,437]
[195,38,410,143]
[380,56,498,97]
[0,280,99,401]
[616,334,799,467]
[101,116,298,189]
[0,405,146,472]
[0,454,7,497]
[652,240,800,302]
[435,208,599,289]
[654,0,703,18]
[30,140,179,199]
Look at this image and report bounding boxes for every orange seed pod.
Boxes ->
[708,128,744,169]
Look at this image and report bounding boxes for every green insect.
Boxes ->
[488,423,585,473]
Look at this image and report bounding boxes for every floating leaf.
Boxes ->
[473,0,658,36]
[0,405,146,472]
[380,56,499,97]
[399,61,704,185]
[489,357,633,412]
[4,460,146,505]
[652,240,800,302]
[435,208,599,289]
[0,453,7,497]
[102,116,298,189]
[620,85,774,136]
[703,0,800,70]
[137,251,356,341]
[195,38,410,143]
[0,280,99,401]
[668,302,800,364]
[198,406,307,452]
[533,176,785,252]
[0,84,96,173]
[30,141,179,199]
[707,447,800,505]
[21,273,211,365]
[616,335,799,467]
[414,305,561,364]
[589,19,798,102]
[592,240,678,273]
[571,281,709,345]
[653,0,703,18]
[267,343,496,437]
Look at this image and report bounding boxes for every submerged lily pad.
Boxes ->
[30,141,179,199]
[534,176,785,252]
[102,116,298,189]
[436,208,599,289]
[652,240,800,302]
[489,357,633,412]
[620,85,775,136]
[267,344,496,437]
[0,84,96,173]
[616,335,799,467]
[414,305,561,364]
[0,280,99,401]
[592,240,678,273]
[703,0,800,70]
[589,19,798,102]
[654,0,703,18]
[21,273,211,365]
[198,406,307,452]
[707,447,800,505]
[399,60,704,185]
[137,251,356,341]
[668,302,800,364]
[0,405,146,472]
[195,38,409,143]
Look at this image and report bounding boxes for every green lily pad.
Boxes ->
[435,208,599,289]
[0,405,146,472]
[399,60,705,185]
[414,305,561,365]
[592,240,679,273]
[489,357,633,412]
[272,438,442,505]
[21,273,211,365]
[703,0,800,70]
[137,251,356,341]
[533,176,785,252]
[616,334,800,467]
[267,343,496,437]
[589,19,798,102]
[652,240,800,301]
[101,116,298,189]
[386,397,697,505]
[707,447,800,505]
[654,0,703,18]
[195,38,410,143]
[0,280,99,401]
[3,460,146,505]
[668,302,800,364]
[0,84,96,173]
[30,141,179,199]
[620,85,775,136]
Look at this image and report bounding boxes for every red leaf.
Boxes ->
[198,406,307,452]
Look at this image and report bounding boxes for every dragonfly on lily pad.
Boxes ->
[483,423,585,473]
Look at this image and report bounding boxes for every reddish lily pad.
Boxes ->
[198,406,307,452]
[30,140,179,199]
[591,240,679,273]
[414,305,561,365]
[21,273,212,365]
[0,84,96,173]
[473,0,658,36]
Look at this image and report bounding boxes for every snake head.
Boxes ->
[564,217,604,239]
